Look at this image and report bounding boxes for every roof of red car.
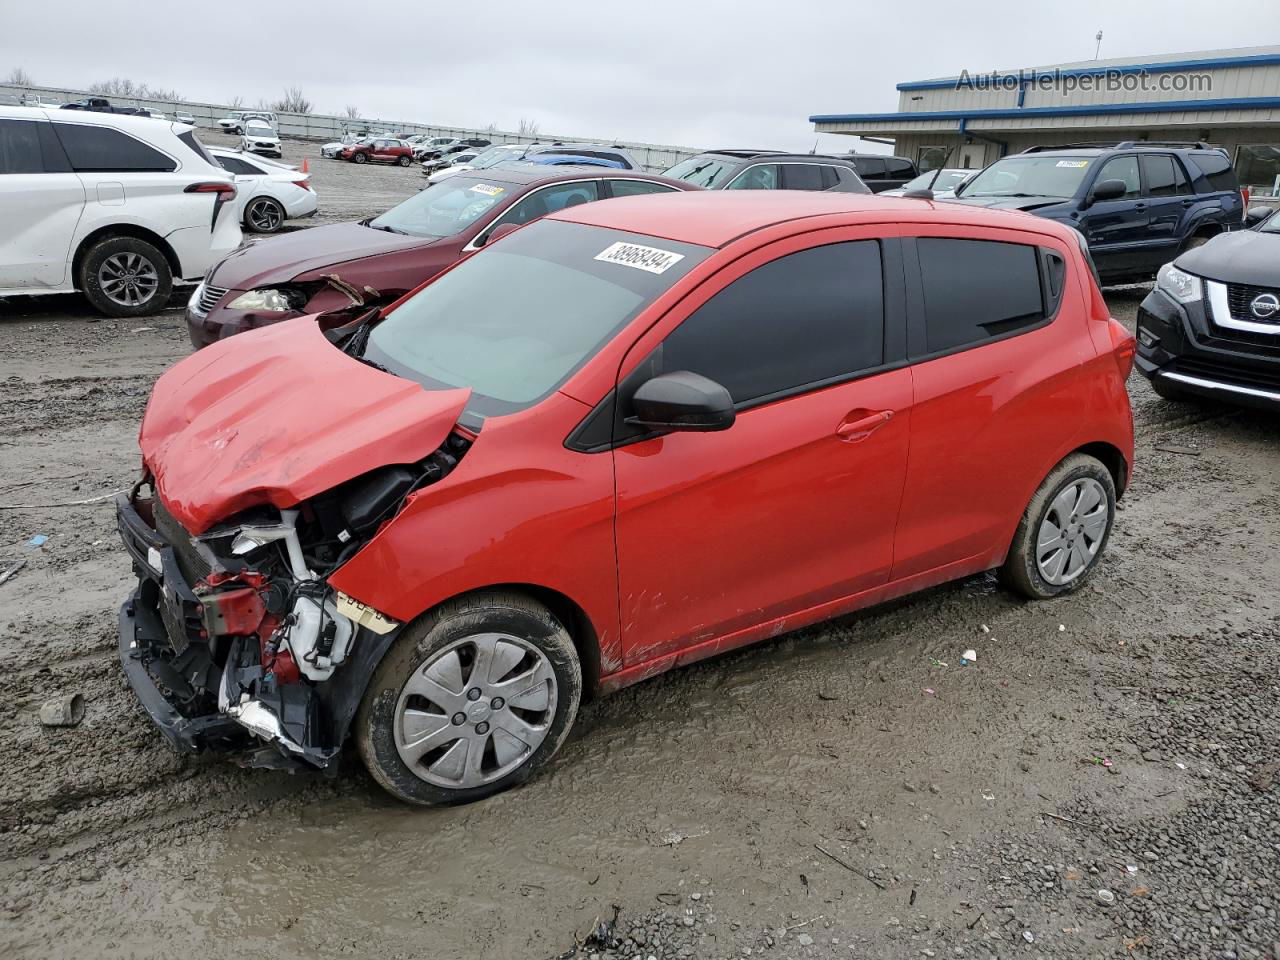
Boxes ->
[548,190,1067,249]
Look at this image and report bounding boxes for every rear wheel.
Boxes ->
[245,196,285,233]
[356,591,582,805]
[397,155,411,167]
[78,235,173,317]
[1000,453,1116,600]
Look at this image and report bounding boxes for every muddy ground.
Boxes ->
[1,137,1278,960]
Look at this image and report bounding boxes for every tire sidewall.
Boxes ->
[352,151,366,163]
[398,155,411,166]
[356,597,582,805]
[1012,457,1117,598]
[79,236,173,318]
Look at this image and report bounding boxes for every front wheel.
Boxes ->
[397,155,411,167]
[356,591,582,805]
[1000,453,1117,599]
[351,151,367,164]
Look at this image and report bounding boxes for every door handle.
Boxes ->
[836,409,894,442]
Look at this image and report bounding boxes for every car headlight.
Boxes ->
[227,289,299,312]
[230,531,272,555]
[1156,263,1202,304]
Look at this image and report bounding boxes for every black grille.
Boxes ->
[1225,282,1280,327]
[153,499,211,586]
[195,283,228,316]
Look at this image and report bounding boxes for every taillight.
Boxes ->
[292,179,312,191]
[1108,317,1136,379]
[1241,187,1250,222]
[185,181,237,199]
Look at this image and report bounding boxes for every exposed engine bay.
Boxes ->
[116,432,471,771]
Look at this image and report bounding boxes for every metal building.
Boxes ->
[810,45,1280,194]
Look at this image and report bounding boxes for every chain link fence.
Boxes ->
[0,83,703,173]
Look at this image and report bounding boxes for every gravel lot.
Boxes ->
[0,137,1277,960]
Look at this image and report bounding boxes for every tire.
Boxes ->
[999,453,1117,600]
[355,591,582,805]
[244,196,286,234]
[1151,377,1194,403]
[398,155,411,167]
[78,235,173,318]
[352,151,367,164]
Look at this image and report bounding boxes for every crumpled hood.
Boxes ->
[1177,229,1280,286]
[209,222,435,292]
[140,317,469,534]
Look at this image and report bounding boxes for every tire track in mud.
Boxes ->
[0,376,153,435]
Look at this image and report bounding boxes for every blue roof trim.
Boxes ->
[895,52,1280,91]
[809,96,1280,125]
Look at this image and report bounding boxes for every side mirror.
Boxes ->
[1087,178,1127,205]
[627,371,735,432]
[1245,203,1273,227]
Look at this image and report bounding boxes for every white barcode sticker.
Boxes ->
[594,241,684,274]
[470,183,505,196]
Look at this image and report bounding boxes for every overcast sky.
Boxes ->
[1,0,1275,153]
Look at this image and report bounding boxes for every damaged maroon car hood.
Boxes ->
[140,317,470,534]
[209,222,435,290]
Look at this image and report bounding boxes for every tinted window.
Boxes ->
[0,118,44,173]
[659,241,884,405]
[852,157,885,178]
[1189,151,1240,192]
[781,163,825,191]
[726,164,779,190]
[884,157,915,178]
[917,238,1044,353]
[52,123,176,172]
[1141,155,1182,197]
[497,181,600,226]
[819,165,839,189]
[1095,156,1141,199]
[609,179,678,198]
[217,155,261,175]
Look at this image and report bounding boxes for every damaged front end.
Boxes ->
[116,434,469,772]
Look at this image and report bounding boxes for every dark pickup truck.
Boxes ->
[61,97,148,116]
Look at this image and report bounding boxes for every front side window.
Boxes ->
[959,155,1094,200]
[494,181,600,227]
[663,154,737,188]
[916,238,1045,354]
[658,241,885,406]
[726,164,779,190]
[1094,156,1141,199]
[363,219,711,418]
[52,123,176,172]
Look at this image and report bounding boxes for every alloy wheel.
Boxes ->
[1035,477,1109,585]
[97,252,160,307]
[393,632,557,788]
[247,198,284,232]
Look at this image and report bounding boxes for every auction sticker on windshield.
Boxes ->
[1056,160,1089,168]
[470,184,505,196]
[594,242,685,275]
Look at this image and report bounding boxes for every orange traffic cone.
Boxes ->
[301,158,310,174]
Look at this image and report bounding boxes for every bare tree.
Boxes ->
[228,95,245,109]
[271,86,313,114]
[344,104,361,119]
[5,67,33,86]
[87,77,182,100]
[516,117,540,138]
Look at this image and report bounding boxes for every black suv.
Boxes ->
[1136,205,1280,411]
[950,141,1245,283]
[846,154,918,192]
[663,150,870,193]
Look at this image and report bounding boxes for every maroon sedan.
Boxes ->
[187,165,695,348]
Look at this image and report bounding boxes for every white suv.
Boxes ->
[0,106,242,317]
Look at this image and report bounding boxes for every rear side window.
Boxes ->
[52,123,177,172]
[608,179,678,198]
[781,164,825,191]
[884,158,915,178]
[1188,151,1239,192]
[852,157,885,178]
[0,118,44,173]
[916,238,1044,354]
[1141,155,1183,197]
[179,130,216,167]
[659,241,885,405]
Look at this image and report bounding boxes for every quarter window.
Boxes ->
[608,179,678,198]
[916,238,1045,354]
[658,241,885,405]
[52,123,177,172]
[217,155,261,175]
[1188,151,1239,192]
[1094,156,1141,199]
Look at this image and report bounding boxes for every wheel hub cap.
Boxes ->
[393,632,557,789]
[1035,477,1110,585]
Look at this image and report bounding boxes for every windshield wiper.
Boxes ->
[978,192,1059,199]
[366,222,404,234]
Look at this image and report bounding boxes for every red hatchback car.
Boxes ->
[342,137,414,165]
[118,192,1134,804]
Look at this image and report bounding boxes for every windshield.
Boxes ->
[246,124,274,137]
[363,219,712,418]
[957,155,1094,199]
[368,175,516,238]
[1258,210,1280,233]
[902,170,970,192]
[467,145,525,169]
[663,154,737,188]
